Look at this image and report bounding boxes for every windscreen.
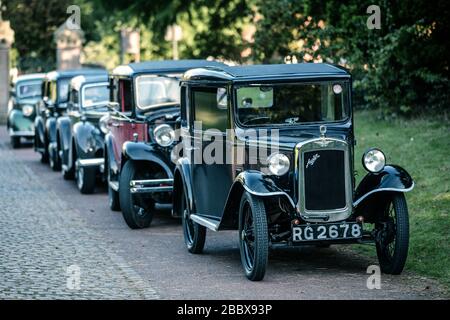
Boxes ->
[235,81,349,126]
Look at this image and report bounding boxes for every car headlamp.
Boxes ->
[267,153,290,176]
[22,105,34,117]
[99,114,110,134]
[153,124,175,147]
[362,148,386,173]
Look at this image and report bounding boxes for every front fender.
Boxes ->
[354,165,414,221]
[45,117,57,143]
[8,109,34,132]
[56,116,72,164]
[122,141,174,178]
[34,116,46,149]
[105,133,119,179]
[73,121,103,159]
[219,170,296,230]
[173,157,195,213]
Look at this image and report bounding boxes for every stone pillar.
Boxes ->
[54,19,84,70]
[0,20,14,125]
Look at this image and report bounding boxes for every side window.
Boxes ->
[109,77,118,104]
[192,87,228,132]
[118,79,133,112]
[180,86,187,127]
[70,89,79,108]
[49,81,57,103]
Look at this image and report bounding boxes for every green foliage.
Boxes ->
[251,0,450,116]
[4,0,72,72]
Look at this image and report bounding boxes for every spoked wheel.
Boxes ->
[375,193,409,275]
[119,160,155,229]
[107,155,120,211]
[181,186,206,254]
[75,161,96,194]
[238,191,268,281]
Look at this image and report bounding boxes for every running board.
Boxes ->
[189,214,220,231]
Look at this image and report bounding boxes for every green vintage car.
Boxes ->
[7,73,45,148]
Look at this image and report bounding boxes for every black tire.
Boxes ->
[107,155,120,211]
[375,193,409,275]
[119,160,154,229]
[62,165,75,180]
[37,133,49,163]
[49,145,61,171]
[11,136,21,149]
[238,191,269,281]
[76,163,96,194]
[181,186,206,254]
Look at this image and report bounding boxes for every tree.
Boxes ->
[4,0,72,72]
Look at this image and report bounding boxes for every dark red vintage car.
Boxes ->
[103,60,225,229]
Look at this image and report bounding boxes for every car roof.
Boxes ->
[45,68,107,81]
[112,59,227,77]
[183,63,350,82]
[70,74,109,91]
[14,73,46,84]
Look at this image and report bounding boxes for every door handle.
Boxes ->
[111,122,122,127]
[185,146,200,151]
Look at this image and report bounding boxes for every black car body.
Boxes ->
[34,68,107,169]
[7,73,45,148]
[104,60,225,229]
[56,73,109,194]
[173,63,414,281]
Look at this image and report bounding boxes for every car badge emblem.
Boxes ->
[320,125,327,138]
[314,125,332,147]
[306,153,320,169]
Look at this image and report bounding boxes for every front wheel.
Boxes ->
[181,186,206,254]
[76,163,96,194]
[375,193,409,275]
[11,136,21,149]
[119,160,154,229]
[49,145,61,171]
[238,191,269,281]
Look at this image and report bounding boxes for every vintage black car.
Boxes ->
[7,73,45,148]
[173,63,414,281]
[34,68,107,169]
[104,60,225,229]
[56,73,109,193]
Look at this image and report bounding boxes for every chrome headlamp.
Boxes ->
[153,124,175,147]
[22,105,34,117]
[362,148,386,173]
[99,114,110,134]
[267,153,290,176]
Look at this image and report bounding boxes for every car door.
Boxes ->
[108,77,147,168]
[189,85,232,219]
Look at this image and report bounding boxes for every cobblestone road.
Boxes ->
[0,140,159,299]
[0,127,448,300]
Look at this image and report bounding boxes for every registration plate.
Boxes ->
[292,222,362,242]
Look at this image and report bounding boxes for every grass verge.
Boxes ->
[353,110,450,290]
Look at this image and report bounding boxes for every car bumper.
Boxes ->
[9,128,35,138]
[76,158,104,168]
[129,178,174,194]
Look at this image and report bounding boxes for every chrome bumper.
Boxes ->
[130,178,173,194]
[9,128,34,137]
[76,158,104,168]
